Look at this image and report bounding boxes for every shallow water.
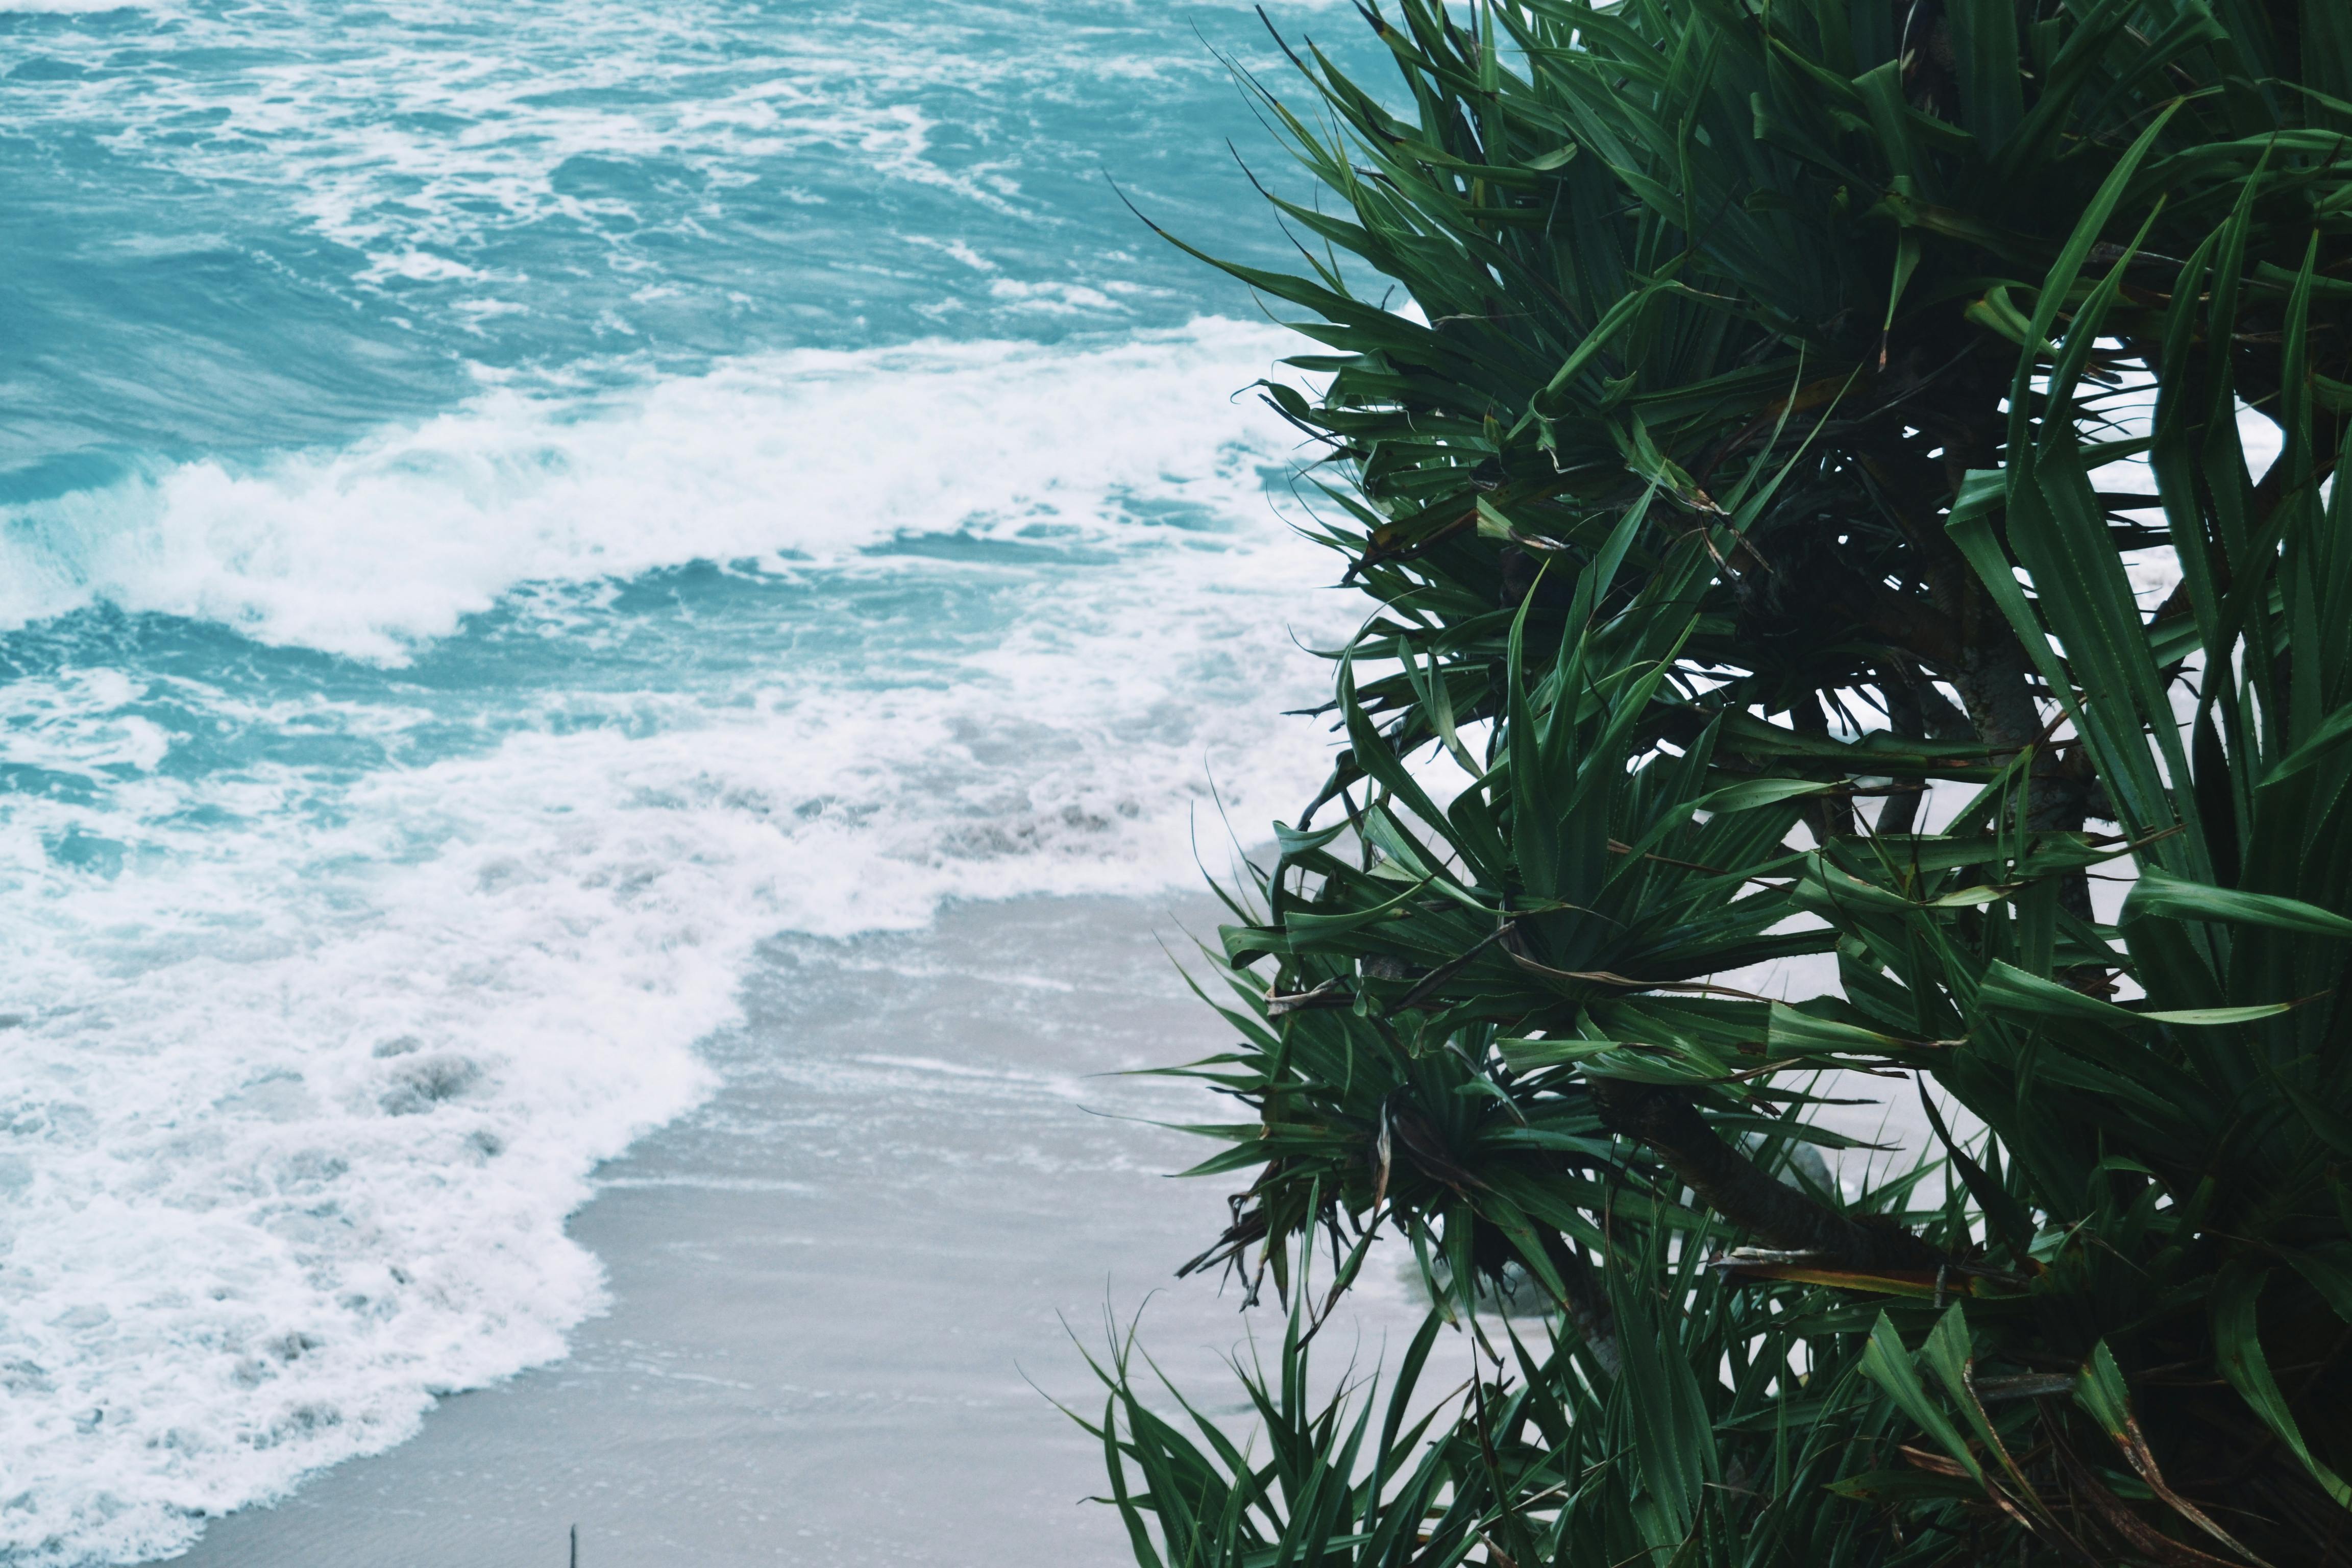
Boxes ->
[0,4,1384,1560]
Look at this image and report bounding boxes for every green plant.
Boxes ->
[1092,2,2352,1562]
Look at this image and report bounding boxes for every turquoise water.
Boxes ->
[0,4,1370,1560]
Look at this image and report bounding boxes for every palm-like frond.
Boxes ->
[1102,3,2352,1563]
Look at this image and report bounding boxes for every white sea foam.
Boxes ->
[0,321,1350,1564]
[0,320,1315,660]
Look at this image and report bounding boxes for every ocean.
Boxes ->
[0,3,1382,1560]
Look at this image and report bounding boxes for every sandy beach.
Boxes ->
[148,891,1425,1566]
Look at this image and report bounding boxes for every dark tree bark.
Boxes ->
[1588,1079,1951,1274]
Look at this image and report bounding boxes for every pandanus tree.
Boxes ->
[1080,2,2352,1564]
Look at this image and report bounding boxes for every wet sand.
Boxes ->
[149,891,1938,1567]
[152,892,1422,1567]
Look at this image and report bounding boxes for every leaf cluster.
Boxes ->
[1095,2,2352,1564]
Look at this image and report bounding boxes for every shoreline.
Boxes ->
[131,888,1938,1567]
[145,889,1421,1567]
